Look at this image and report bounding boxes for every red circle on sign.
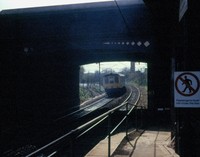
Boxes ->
[175,72,199,96]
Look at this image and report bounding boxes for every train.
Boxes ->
[102,73,126,97]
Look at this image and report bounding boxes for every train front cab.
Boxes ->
[103,73,126,97]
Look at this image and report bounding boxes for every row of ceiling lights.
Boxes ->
[103,41,150,47]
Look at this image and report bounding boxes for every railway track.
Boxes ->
[4,85,141,157]
[54,85,138,126]
[31,85,141,156]
[45,85,139,143]
[54,96,113,122]
[54,85,141,156]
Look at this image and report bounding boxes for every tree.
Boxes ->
[121,67,130,74]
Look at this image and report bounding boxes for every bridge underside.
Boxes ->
[1,0,177,112]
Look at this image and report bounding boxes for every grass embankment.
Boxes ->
[79,85,104,104]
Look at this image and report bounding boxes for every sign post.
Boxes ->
[174,71,200,108]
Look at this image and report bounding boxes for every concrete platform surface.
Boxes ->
[85,129,179,157]
[85,132,126,157]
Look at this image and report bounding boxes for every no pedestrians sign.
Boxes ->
[174,71,200,108]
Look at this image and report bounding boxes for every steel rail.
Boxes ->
[26,87,137,157]
[54,95,108,122]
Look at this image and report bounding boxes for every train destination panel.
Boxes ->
[174,71,200,108]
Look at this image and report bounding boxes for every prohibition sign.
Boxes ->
[175,72,200,96]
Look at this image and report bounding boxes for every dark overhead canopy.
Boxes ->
[1,0,156,55]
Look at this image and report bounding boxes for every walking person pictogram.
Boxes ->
[175,72,199,97]
[182,75,192,93]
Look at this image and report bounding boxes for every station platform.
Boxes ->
[85,127,179,157]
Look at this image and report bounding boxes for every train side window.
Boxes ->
[115,76,119,83]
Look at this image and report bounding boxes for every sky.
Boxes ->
[0,0,113,11]
[82,62,147,73]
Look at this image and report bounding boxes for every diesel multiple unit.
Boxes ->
[103,73,126,97]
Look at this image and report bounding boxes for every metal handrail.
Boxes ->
[110,88,141,136]
[26,87,140,157]
[107,87,141,156]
